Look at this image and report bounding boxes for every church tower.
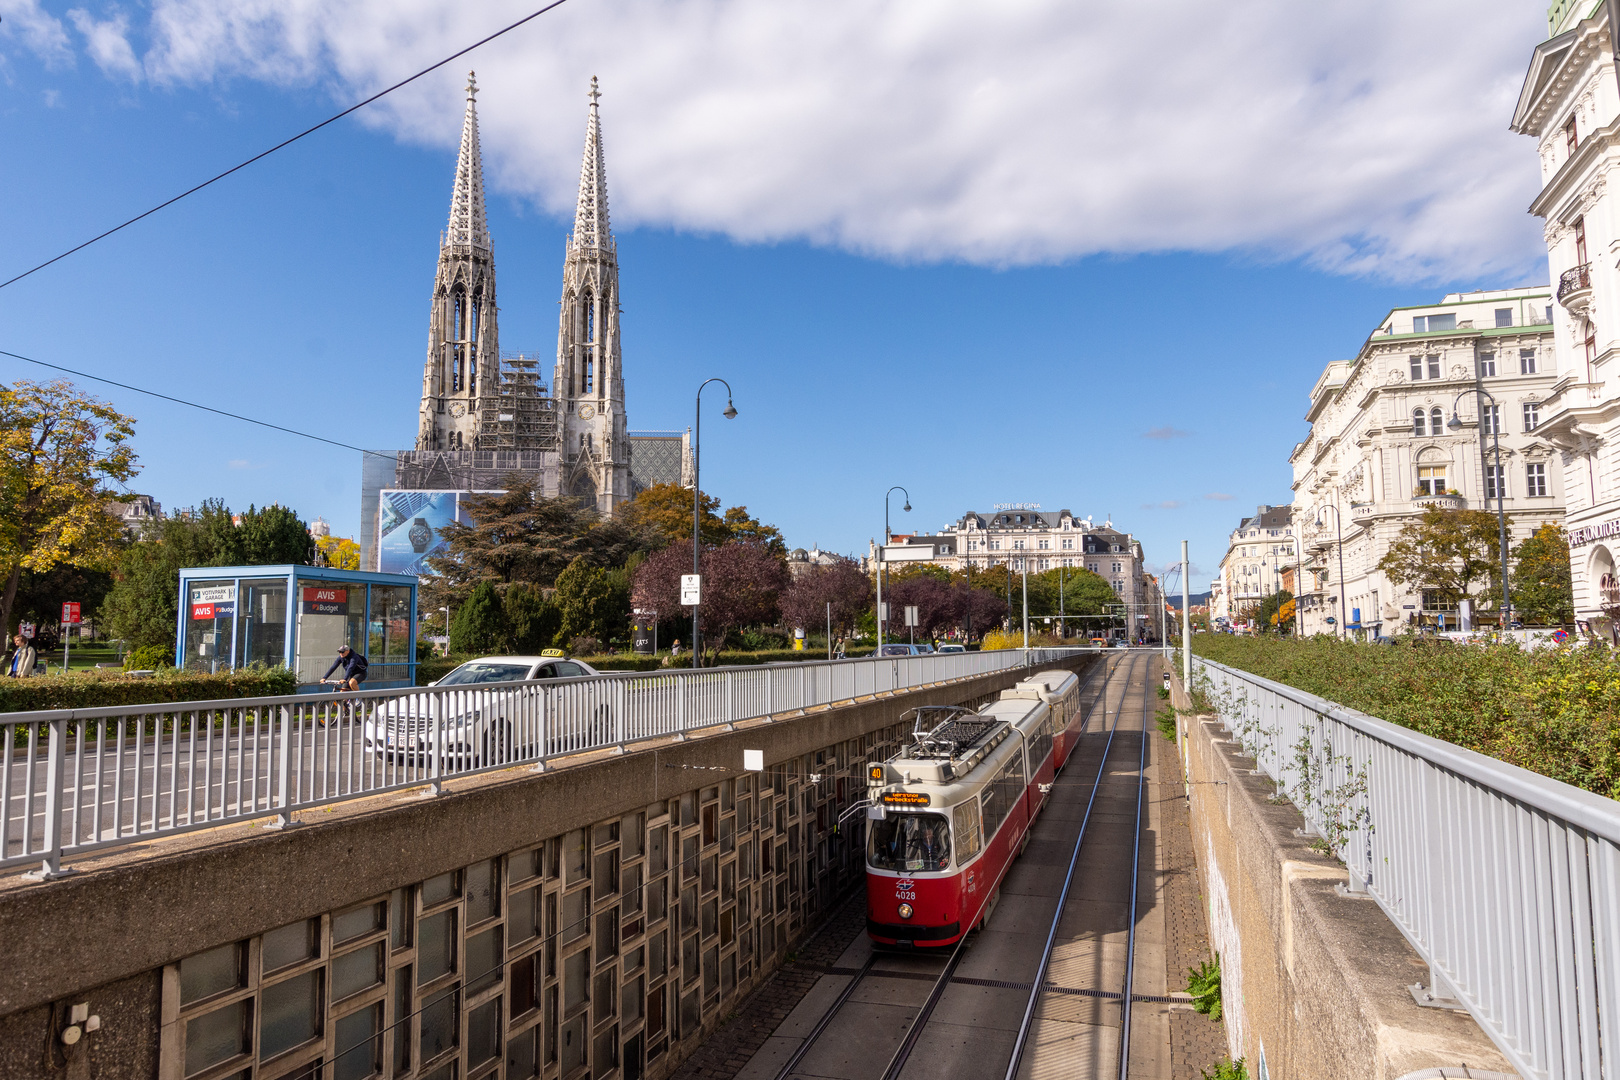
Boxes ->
[418,73,500,452]
[555,77,630,514]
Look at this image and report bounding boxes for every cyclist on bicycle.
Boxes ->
[322,645,369,691]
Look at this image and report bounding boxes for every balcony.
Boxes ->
[1557,262,1592,316]
[1413,492,1465,510]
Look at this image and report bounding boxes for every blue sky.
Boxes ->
[0,0,1553,587]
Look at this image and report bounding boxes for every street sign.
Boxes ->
[61,602,81,625]
[878,602,889,621]
[681,574,702,606]
[1553,629,1569,643]
[904,606,919,627]
[18,622,34,640]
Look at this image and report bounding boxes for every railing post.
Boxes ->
[26,718,74,879]
[725,671,736,731]
[675,675,688,741]
[425,708,445,797]
[266,705,298,831]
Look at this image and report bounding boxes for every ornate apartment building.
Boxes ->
[1290,289,1564,637]
[361,78,689,568]
[1212,505,1295,628]
[1512,2,1620,635]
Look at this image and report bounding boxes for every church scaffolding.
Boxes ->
[477,353,559,452]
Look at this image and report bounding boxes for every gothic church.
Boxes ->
[362,77,688,569]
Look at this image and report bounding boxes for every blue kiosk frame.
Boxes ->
[175,565,419,690]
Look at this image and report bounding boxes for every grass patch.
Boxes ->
[1155,704,1178,741]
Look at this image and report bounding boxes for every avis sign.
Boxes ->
[302,587,347,615]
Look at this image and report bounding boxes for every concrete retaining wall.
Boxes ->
[1167,670,1516,1080]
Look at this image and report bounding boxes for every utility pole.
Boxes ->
[1181,540,1191,688]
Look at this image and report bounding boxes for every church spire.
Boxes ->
[570,76,612,251]
[447,72,491,252]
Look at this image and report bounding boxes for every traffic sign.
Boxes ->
[904,606,919,627]
[1553,628,1569,643]
[680,574,702,606]
[61,602,81,625]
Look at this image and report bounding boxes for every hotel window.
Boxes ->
[1430,406,1443,434]
[1576,217,1589,265]
[988,540,1000,551]
[1523,402,1540,431]
[1416,465,1447,497]
[1478,352,1496,377]
[1012,539,1025,550]
[1409,355,1424,380]
[1428,355,1442,379]
[1520,349,1537,374]
[1483,404,1501,435]
[1412,316,1455,334]
[1526,463,1548,497]
[1061,538,1073,550]
[1111,562,1122,573]
[1495,308,1513,328]
[1037,539,1050,550]
[1566,114,1579,155]
[1484,464,1504,501]
[1412,408,1427,436]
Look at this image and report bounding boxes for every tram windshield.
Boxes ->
[868,812,951,872]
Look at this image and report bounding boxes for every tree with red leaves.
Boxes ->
[632,541,790,660]
[780,556,871,637]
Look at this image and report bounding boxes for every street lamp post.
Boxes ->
[876,486,910,651]
[1317,503,1348,639]
[1448,390,1513,628]
[692,378,737,668]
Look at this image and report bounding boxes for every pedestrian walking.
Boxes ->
[7,634,38,678]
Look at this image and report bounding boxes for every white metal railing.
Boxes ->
[0,648,1085,878]
[1192,656,1620,1080]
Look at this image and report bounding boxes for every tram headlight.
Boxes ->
[897,903,914,920]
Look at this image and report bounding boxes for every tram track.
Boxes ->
[766,653,1147,1080]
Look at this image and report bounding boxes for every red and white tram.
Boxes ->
[865,669,1083,948]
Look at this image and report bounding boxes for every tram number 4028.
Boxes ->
[894,889,916,900]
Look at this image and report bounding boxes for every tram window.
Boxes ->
[867,813,951,873]
[953,801,982,862]
[980,756,1024,839]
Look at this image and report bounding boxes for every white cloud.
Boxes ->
[127,0,1547,280]
[68,8,140,79]
[0,0,72,65]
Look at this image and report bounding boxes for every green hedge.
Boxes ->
[0,666,299,715]
[1192,634,1620,800]
[415,647,881,685]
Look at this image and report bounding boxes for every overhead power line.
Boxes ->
[0,0,575,293]
[0,348,390,459]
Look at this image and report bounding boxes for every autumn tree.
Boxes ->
[0,380,139,636]
[1377,507,1509,612]
[621,482,728,549]
[316,535,361,570]
[780,556,870,637]
[1511,523,1575,625]
[722,506,787,557]
[632,541,790,661]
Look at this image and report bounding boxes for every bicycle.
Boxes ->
[319,679,364,728]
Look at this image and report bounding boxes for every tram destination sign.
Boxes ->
[881,791,932,807]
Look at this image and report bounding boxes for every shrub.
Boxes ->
[1,665,297,714]
[1155,704,1178,741]
[1194,634,1620,799]
[1200,1061,1248,1080]
[124,644,174,670]
[569,635,603,656]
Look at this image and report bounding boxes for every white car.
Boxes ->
[365,655,607,765]
[935,644,966,654]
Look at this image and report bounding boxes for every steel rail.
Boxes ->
[878,938,973,1080]
[1002,653,1144,1080]
[769,954,878,1080]
[1117,653,1152,1078]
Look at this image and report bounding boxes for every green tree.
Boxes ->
[1256,589,1294,633]
[0,379,140,635]
[425,478,600,610]
[1511,523,1575,625]
[1377,507,1508,612]
[504,583,562,653]
[100,499,318,653]
[450,582,507,654]
[554,556,629,647]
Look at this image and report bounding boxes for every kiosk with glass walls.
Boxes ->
[176,565,419,689]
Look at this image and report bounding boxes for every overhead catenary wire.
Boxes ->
[0,0,575,293]
[0,347,390,459]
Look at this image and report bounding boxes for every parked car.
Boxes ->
[365,654,606,765]
[878,643,923,656]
